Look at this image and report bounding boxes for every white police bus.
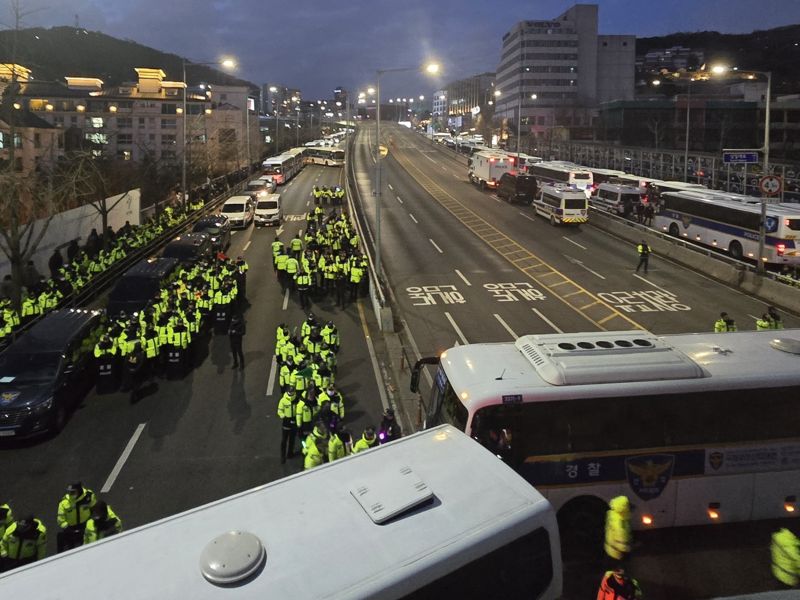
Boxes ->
[533,183,589,226]
[0,426,562,599]
[411,330,800,553]
[528,161,594,197]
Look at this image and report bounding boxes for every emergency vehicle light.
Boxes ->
[641,514,653,526]
[707,502,721,520]
[777,244,786,257]
[785,495,797,513]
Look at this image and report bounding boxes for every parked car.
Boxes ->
[254,193,282,227]
[220,195,254,229]
[192,215,231,251]
[497,172,538,204]
[257,176,277,192]
[161,232,213,265]
[107,257,179,316]
[245,179,272,198]
[0,309,103,438]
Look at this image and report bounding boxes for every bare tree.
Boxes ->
[645,116,666,149]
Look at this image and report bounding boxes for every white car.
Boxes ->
[254,193,282,227]
[220,195,254,229]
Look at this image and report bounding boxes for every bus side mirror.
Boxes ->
[410,356,441,393]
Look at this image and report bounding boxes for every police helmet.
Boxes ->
[66,482,83,495]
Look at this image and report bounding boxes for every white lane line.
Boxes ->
[356,301,390,411]
[491,194,502,203]
[306,200,310,206]
[748,313,760,322]
[243,240,251,252]
[440,165,447,172]
[396,195,403,204]
[429,239,443,253]
[452,174,460,180]
[494,314,518,339]
[532,308,563,333]
[388,184,394,191]
[276,225,284,236]
[282,288,289,310]
[231,231,237,235]
[454,269,472,286]
[632,273,670,292]
[578,263,606,280]
[519,212,537,222]
[444,311,469,345]
[562,236,587,250]
[101,423,146,493]
[266,356,277,397]
[409,213,418,224]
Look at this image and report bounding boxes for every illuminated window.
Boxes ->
[90,117,104,129]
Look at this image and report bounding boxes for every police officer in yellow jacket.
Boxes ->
[353,426,378,454]
[304,436,326,470]
[771,528,799,587]
[0,503,13,539]
[56,482,97,552]
[604,495,632,561]
[0,515,47,570]
[83,500,122,544]
[277,388,297,463]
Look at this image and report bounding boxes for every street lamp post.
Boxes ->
[181,57,235,206]
[684,77,692,182]
[374,62,439,280]
[757,71,773,273]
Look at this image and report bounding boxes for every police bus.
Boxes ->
[655,190,800,264]
[411,330,800,553]
[262,149,305,185]
[528,161,594,197]
[306,146,345,167]
[533,183,589,226]
[0,426,563,599]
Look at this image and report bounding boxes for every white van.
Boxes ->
[220,195,254,229]
[254,193,282,227]
[533,184,589,226]
[590,183,645,218]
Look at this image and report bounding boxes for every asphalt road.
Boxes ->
[1,163,387,556]
[352,123,799,599]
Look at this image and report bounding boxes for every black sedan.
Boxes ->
[192,215,231,251]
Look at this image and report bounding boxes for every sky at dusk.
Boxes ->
[13,0,800,99]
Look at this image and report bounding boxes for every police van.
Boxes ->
[533,184,589,226]
[590,183,646,218]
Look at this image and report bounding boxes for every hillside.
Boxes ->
[0,26,257,90]
[636,24,800,92]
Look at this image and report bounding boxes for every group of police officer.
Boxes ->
[272,208,368,310]
[311,185,345,206]
[0,482,121,572]
[93,254,248,397]
[713,305,783,333]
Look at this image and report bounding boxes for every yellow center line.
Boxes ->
[390,144,643,332]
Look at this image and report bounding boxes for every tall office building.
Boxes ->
[495,4,634,141]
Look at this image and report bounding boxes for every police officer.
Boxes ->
[379,408,401,443]
[353,426,378,454]
[56,482,97,552]
[271,236,284,272]
[635,240,650,275]
[771,528,799,587]
[0,503,12,539]
[756,313,772,331]
[604,495,632,561]
[295,268,312,310]
[290,233,303,259]
[714,312,737,333]
[0,515,47,571]
[768,305,784,330]
[83,501,122,545]
[304,436,326,470]
[277,388,298,463]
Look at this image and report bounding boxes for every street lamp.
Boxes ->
[374,60,440,280]
[182,57,235,205]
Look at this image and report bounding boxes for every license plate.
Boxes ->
[0,430,16,437]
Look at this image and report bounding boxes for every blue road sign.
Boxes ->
[722,151,759,164]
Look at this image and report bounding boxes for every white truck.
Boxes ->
[467,150,515,189]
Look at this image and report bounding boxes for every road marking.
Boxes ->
[564,254,606,280]
[491,194,502,203]
[243,240,251,252]
[266,356,277,396]
[356,300,390,411]
[276,225,284,236]
[453,174,460,180]
[409,213,418,224]
[101,423,146,493]
[396,195,403,204]
[444,311,469,345]
[282,287,289,310]
[562,236,587,250]
[519,212,537,222]
[429,238,443,253]
[494,314,518,339]
[632,273,670,292]
[388,184,394,190]
[532,308,563,333]
[231,231,237,235]
[455,269,472,286]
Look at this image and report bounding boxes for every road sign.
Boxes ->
[722,151,759,164]
[759,175,782,196]
[379,145,389,158]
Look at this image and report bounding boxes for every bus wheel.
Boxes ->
[728,241,744,260]
[668,223,680,237]
[557,496,607,560]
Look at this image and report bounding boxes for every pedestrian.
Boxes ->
[714,312,730,333]
[277,388,297,463]
[596,568,643,600]
[295,268,312,310]
[635,240,650,275]
[643,203,655,227]
[48,248,64,279]
[756,313,772,331]
[66,239,80,263]
[83,501,122,545]
[771,528,799,587]
[352,426,378,454]
[635,202,645,224]
[378,408,402,443]
[56,482,97,552]
[228,312,245,370]
[304,436,327,470]
[0,515,47,571]
[21,260,40,291]
[604,495,632,562]
[768,306,784,330]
